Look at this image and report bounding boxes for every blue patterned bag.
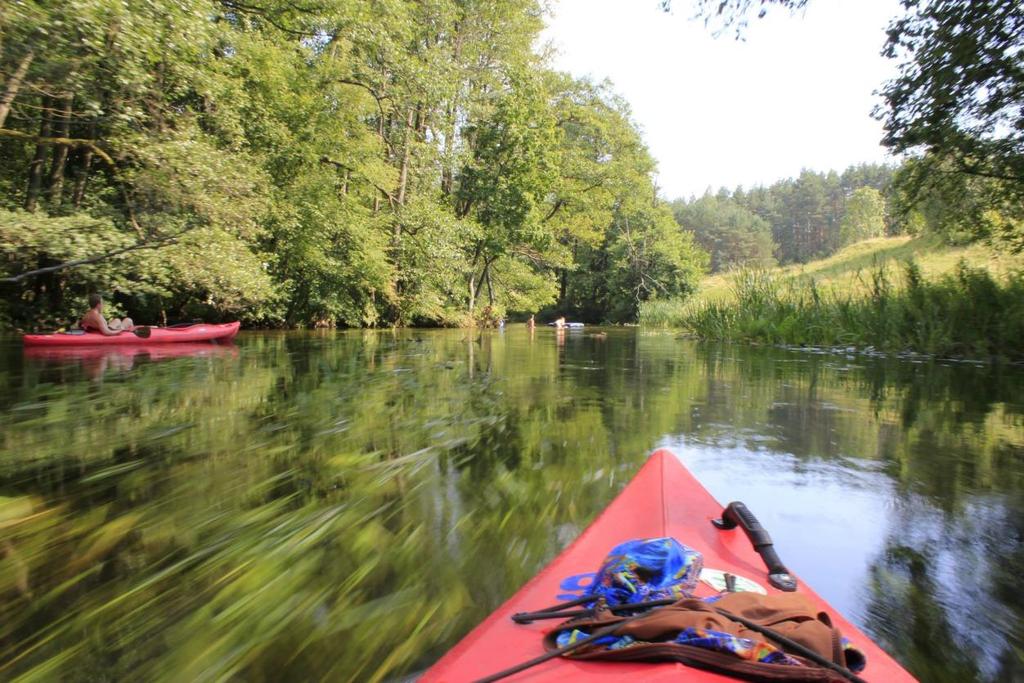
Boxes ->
[586,537,703,606]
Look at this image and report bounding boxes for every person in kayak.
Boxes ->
[80,294,135,335]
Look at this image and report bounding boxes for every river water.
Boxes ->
[1,328,1022,682]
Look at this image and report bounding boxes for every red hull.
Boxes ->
[22,322,240,346]
[422,449,915,682]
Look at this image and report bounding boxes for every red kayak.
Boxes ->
[22,322,240,346]
[422,449,915,682]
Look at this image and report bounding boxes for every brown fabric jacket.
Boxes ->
[543,592,860,682]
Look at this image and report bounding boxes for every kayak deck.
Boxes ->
[421,449,914,682]
[22,322,240,346]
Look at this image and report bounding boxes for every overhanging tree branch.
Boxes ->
[542,198,565,223]
[336,79,397,154]
[1,229,192,284]
[955,157,1024,184]
[319,155,397,204]
[217,0,321,37]
[0,128,114,166]
[337,79,390,116]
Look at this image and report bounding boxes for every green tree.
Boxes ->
[878,0,1024,250]
[679,0,1023,250]
[878,1,1023,191]
[0,0,708,328]
[0,0,275,325]
[840,187,886,245]
[454,72,561,319]
[605,201,707,321]
[718,164,893,265]
[673,195,776,272]
[547,78,709,322]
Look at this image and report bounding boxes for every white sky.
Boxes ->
[540,0,902,199]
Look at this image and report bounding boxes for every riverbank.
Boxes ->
[640,237,1024,361]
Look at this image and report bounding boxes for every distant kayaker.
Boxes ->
[554,316,566,329]
[80,294,135,335]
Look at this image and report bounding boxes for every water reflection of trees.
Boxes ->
[863,497,1024,682]
[0,331,1022,681]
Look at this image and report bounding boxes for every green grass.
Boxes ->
[641,237,1024,360]
[692,236,1024,304]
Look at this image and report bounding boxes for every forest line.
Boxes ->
[1,0,1020,330]
[0,0,706,330]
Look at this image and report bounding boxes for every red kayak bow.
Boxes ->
[421,449,915,682]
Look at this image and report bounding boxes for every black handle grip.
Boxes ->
[712,501,797,592]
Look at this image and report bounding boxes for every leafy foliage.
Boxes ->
[878,0,1023,188]
[672,194,776,272]
[877,0,1024,251]
[667,0,809,37]
[840,187,886,246]
[673,164,897,267]
[891,153,1024,252]
[673,0,1024,257]
[0,0,707,328]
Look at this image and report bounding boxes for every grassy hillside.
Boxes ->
[641,236,1024,360]
[692,235,1024,305]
